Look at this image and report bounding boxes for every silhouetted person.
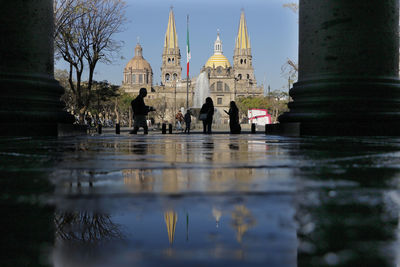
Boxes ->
[130,88,154,134]
[200,97,214,134]
[184,110,192,134]
[224,101,241,134]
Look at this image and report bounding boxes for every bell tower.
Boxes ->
[233,10,255,84]
[161,7,182,87]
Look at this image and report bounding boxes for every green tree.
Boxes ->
[55,68,76,114]
[115,92,134,127]
[88,81,120,124]
[236,93,289,123]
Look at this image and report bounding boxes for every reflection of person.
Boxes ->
[130,88,155,134]
[224,101,241,134]
[184,110,191,134]
[200,97,214,134]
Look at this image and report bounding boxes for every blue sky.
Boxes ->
[55,0,298,92]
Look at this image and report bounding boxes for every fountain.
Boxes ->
[191,72,210,119]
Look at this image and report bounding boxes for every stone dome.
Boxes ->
[124,43,152,72]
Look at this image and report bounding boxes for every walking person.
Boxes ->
[184,110,192,134]
[130,88,155,134]
[224,101,241,134]
[199,97,214,134]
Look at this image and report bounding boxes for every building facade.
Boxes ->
[121,8,263,123]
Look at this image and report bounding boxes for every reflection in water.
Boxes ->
[203,141,214,161]
[123,169,155,192]
[164,210,178,245]
[230,205,256,243]
[212,207,222,228]
[6,135,400,266]
[293,138,400,266]
[129,140,148,155]
[54,211,122,245]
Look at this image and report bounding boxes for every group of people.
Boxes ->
[175,110,192,134]
[199,97,241,134]
[130,88,241,135]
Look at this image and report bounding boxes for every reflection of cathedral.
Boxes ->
[121,8,263,122]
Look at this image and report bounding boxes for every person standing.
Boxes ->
[224,101,241,134]
[175,110,184,131]
[130,88,154,134]
[200,97,214,134]
[184,110,192,134]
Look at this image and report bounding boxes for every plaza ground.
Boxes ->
[1,133,400,266]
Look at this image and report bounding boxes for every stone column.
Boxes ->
[279,0,400,135]
[0,0,73,136]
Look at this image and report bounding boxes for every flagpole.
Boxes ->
[186,14,189,110]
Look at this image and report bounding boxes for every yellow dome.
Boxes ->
[205,54,231,68]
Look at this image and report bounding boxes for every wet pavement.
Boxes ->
[1,133,400,266]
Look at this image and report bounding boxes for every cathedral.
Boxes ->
[122,8,263,123]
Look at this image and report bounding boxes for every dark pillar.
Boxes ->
[251,123,256,134]
[162,123,167,134]
[168,124,173,134]
[0,0,73,136]
[279,0,400,136]
[115,123,120,134]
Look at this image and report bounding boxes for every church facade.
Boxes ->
[121,8,263,123]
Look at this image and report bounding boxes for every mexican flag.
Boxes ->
[186,15,191,78]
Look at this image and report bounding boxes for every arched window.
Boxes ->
[238,74,242,80]
[168,58,171,63]
[224,83,230,92]
[217,81,223,91]
[240,59,243,64]
[247,74,250,80]
[244,59,247,64]
[210,83,215,91]
[165,73,170,81]
[132,74,136,83]
[173,73,177,80]
[172,58,175,63]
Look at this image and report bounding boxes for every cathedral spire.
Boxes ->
[233,9,255,84]
[161,7,181,86]
[235,10,251,51]
[164,7,179,51]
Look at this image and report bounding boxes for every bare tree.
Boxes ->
[54,211,123,245]
[283,2,299,14]
[148,96,168,123]
[54,0,127,123]
[281,2,299,82]
[281,58,298,81]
